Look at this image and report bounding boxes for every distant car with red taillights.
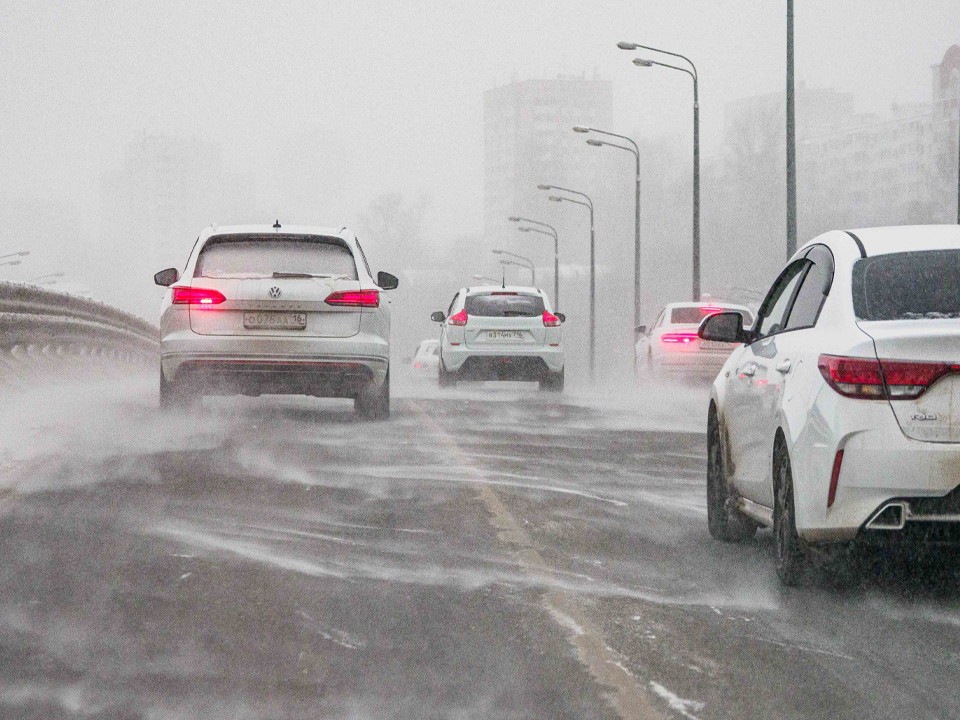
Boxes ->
[635,301,754,381]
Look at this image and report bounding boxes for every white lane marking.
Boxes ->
[749,635,854,661]
[412,400,665,720]
[648,682,706,720]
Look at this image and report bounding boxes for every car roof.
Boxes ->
[663,301,752,312]
[198,224,354,243]
[464,285,543,296]
[812,225,960,258]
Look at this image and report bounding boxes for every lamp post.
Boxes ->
[622,41,700,301]
[508,216,559,309]
[0,251,29,262]
[492,249,535,284]
[539,184,595,380]
[786,0,797,257]
[573,125,642,326]
[472,274,500,285]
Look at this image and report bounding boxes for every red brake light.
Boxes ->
[661,333,698,344]
[172,287,226,305]
[543,310,561,327]
[699,305,723,315]
[448,309,468,326]
[817,354,960,400]
[325,289,379,308]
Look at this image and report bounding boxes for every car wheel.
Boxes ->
[540,368,564,392]
[707,408,758,542]
[773,441,810,586]
[438,361,456,388]
[356,370,390,420]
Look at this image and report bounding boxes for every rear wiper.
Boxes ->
[272,272,336,279]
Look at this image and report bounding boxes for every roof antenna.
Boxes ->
[273,219,281,229]
[501,266,506,289]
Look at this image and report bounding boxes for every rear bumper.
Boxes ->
[443,344,564,375]
[796,415,960,543]
[651,351,728,379]
[160,329,389,396]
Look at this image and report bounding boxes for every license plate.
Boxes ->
[243,312,307,330]
[485,330,524,341]
[702,340,731,350]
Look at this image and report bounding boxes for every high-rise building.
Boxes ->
[483,73,613,241]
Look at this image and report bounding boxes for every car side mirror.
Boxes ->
[154,268,180,287]
[555,312,566,323]
[430,311,446,323]
[698,312,753,344]
[634,324,647,337]
[377,271,399,290]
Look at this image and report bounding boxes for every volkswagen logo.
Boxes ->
[269,286,282,299]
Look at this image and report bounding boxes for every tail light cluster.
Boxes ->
[325,289,380,308]
[447,309,468,326]
[817,354,960,400]
[543,311,561,327]
[172,287,226,305]
[446,309,562,327]
[661,333,698,344]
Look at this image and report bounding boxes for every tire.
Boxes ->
[773,441,810,586]
[356,370,390,420]
[707,408,758,542]
[438,362,456,388]
[540,368,564,392]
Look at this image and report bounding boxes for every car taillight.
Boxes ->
[172,287,226,305]
[448,309,468,326]
[661,333,697,344]
[543,310,561,327]
[325,290,379,308]
[817,354,960,400]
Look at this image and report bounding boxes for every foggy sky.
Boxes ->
[1,0,957,253]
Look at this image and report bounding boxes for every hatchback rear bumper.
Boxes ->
[443,344,563,375]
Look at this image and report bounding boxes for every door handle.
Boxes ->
[739,363,756,377]
[776,359,792,374]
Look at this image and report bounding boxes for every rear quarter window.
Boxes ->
[852,249,960,321]
[195,235,358,280]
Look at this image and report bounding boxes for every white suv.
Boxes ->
[431,286,565,391]
[700,225,960,584]
[154,224,398,418]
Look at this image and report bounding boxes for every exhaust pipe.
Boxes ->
[866,502,907,531]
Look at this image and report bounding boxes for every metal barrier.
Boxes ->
[0,283,159,377]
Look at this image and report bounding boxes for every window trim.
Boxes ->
[754,259,810,340]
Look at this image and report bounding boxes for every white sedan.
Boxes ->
[700,225,960,584]
[154,223,398,419]
[431,286,565,391]
[635,301,754,381]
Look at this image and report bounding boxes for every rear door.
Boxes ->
[186,234,363,338]
[463,292,546,349]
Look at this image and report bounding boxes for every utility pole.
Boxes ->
[786,0,798,258]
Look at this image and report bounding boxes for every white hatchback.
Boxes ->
[154,224,398,418]
[700,225,960,584]
[635,301,754,381]
[431,286,565,391]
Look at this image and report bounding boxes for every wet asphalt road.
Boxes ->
[2,372,960,719]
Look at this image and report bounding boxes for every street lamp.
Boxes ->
[509,216,559,309]
[492,249,535,284]
[573,125,642,327]
[540,184,596,380]
[472,274,499,285]
[497,259,534,285]
[622,41,701,301]
[0,250,29,262]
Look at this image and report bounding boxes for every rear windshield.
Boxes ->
[465,293,545,317]
[195,235,358,280]
[852,249,960,321]
[671,307,753,325]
